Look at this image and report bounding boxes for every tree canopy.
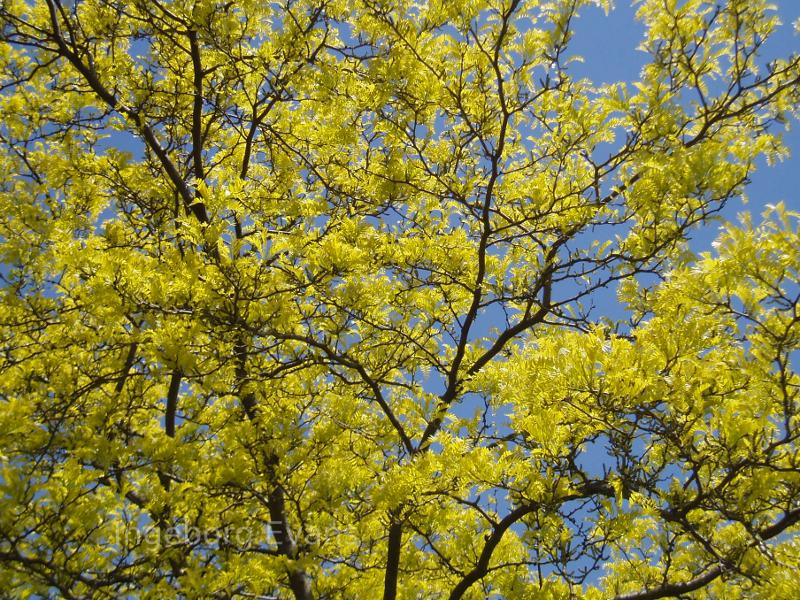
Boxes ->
[1,0,799,598]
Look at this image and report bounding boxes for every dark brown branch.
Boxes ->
[114,342,138,394]
[268,476,314,600]
[164,368,182,439]
[188,29,206,185]
[383,515,404,600]
[447,503,539,600]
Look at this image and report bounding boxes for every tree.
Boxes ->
[0,0,799,597]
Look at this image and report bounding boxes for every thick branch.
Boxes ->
[164,368,182,439]
[188,29,205,185]
[383,516,403,600]
[447,503,538,600]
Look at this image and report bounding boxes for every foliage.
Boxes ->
[1,0,799,598]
